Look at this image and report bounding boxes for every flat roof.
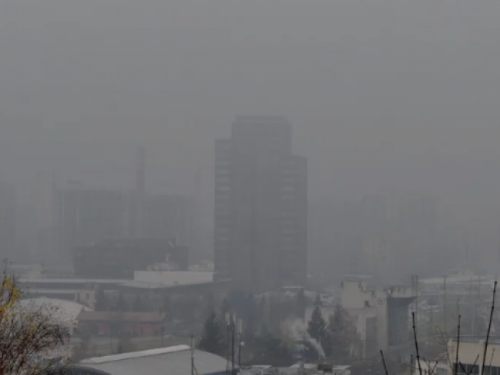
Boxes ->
[79,345,230,375]
[81,345,189,364]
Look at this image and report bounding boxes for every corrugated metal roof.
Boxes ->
[81,345,189,364]
[79,345,230,375]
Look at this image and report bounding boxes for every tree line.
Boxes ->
[198,292,361,366]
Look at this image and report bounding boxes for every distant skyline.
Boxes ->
[2,1,500,270]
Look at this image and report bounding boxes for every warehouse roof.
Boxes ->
[79,345,230,375]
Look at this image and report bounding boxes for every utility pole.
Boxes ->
[411,274,419,322]
[191,335,195,375]
[226,313,236,375]
[237,319,243,370]
[231,321,235,375]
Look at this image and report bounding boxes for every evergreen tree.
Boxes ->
[315,293,322,307]
[328,304,358,362]
[307,304,329,358]
[198,312,226,357]
[250,328,293,367]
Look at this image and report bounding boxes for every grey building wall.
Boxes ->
[143,193,194,248]
[214,116,307,292]
[54,187,127,264]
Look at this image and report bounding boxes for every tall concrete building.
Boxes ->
[214,116,307,292]
[143,193,194,248]
[53,186,127,264]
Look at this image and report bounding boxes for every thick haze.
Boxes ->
[2,1,500,269]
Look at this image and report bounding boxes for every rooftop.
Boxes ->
[79,345,230,375]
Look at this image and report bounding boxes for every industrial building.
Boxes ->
[53,186,128,264]
[73,238,188,278]
[19,277,126,307]
[214,116,308,292]
[76,311,167,337]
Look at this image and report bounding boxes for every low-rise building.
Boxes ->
[340,275,415,358]
[74,238,188,279]
[19,277,126,308]
[447,336,500,375]
[77,311,167,337]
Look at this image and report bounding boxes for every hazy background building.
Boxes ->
[214,116,307,292]
[53,185,128,265]
[143,193,194,248]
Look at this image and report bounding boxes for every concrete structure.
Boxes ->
[340,275,415,358]
[54,186,127,264]
[19,277,126,307]
[214,116,307,292]
[19,271,224,313]
[79,345,230,375]
[74,238,188,278]
[447,336,500,375]
[116,278,230,326]
[10,263,44,278]
[132,270,213,285]
[143,194,194,248]
[420,361,447,375]
[77,311,166,336]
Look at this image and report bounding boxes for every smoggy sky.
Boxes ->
[2,1,500,232]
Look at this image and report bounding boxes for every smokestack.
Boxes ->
[136,146,146,195]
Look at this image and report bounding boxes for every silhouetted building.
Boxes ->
[0,183,17,261]
[74,238,188,278]
[214,116,307,292]
[54,186,127,264]
[143,194,194,248]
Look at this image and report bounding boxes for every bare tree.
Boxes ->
[0,267,71,375]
